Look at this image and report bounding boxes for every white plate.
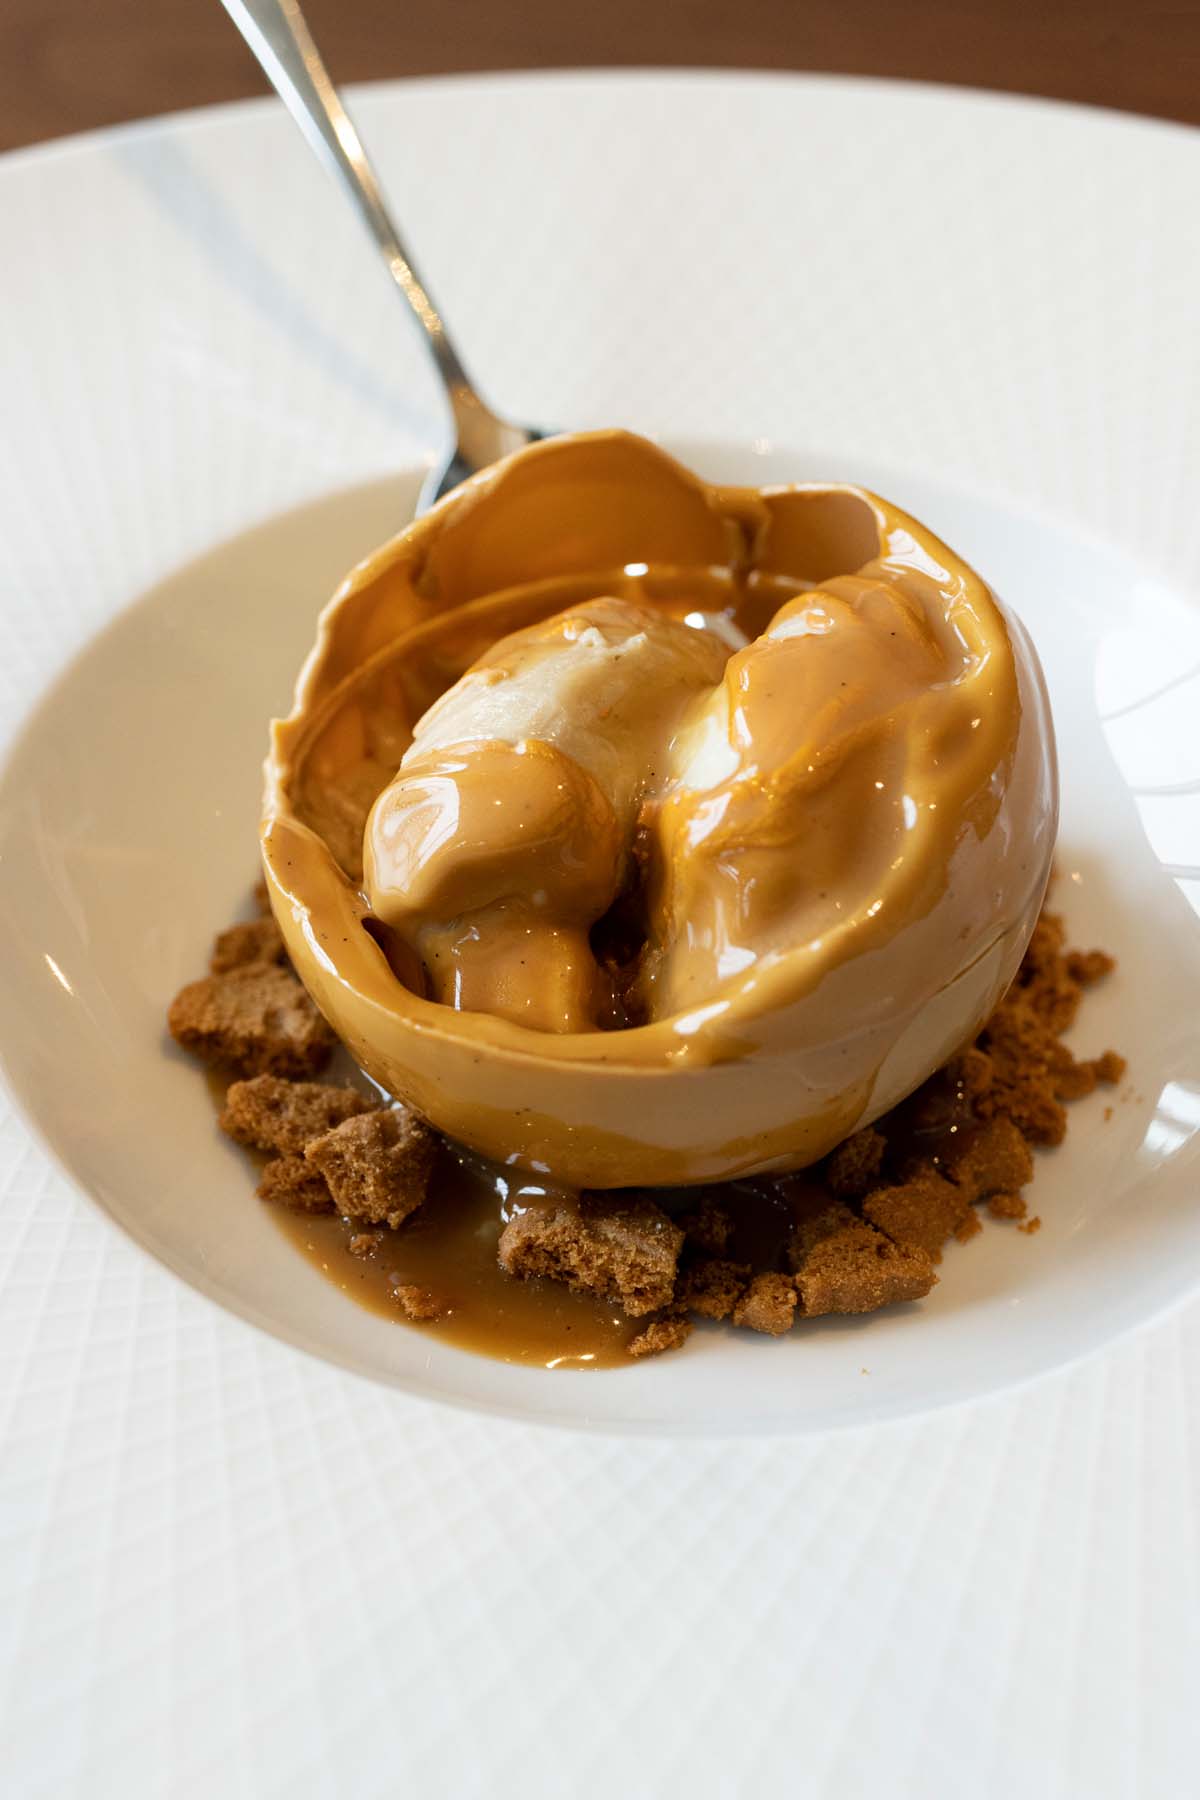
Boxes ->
[1,437,1196,1432]
[2,73,1199,1793]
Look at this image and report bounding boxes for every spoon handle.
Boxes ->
[218,0,471,397]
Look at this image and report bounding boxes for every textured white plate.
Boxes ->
[2,73,1199,1795]
[0,440,1195,1433]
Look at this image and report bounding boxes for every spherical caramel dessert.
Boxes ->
[262,433,1056,1188]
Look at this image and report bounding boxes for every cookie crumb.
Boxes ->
[391,1282,443,1321]
[220,1074,375,1154]
[257,1154,334,1213]
[1052,1059,1100,1102]
[497,1195,683,1317]
[348,1230,385,1257]
[789,1205,936,1316]
[1019,1216,1042,1235]
[973,917,1119,1149]
[628,1310,693,1357]
[863,1166,970,1258]
[305,1106,437,1229]
[677,1258,751,1320]
[823,1127,887,1199]
[210,916,287,975]
[947,1045,994,1100]
[732,1272,797,1336]
[941,1117,1034,1202]
[168,963,336,1078]
[986,1190,1027,1221]
[1065,949,1115,985]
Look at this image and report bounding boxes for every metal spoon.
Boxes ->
[218,0,544,510]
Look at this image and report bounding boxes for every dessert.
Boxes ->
[261,431,1055,1188]
[168,432,1124,1366]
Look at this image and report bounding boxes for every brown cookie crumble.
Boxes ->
[628,1311,694,1358]
[676,1258,752,1320]
[257,1154,335,1213]
[862,1168,970,1261]
[220,1074,375,1155]
[731,1272,798,1336]
[172,892,1122,1364]
[390,1282,445,1321]
[209,915,288,976]
[788,1204,936,1317]
[497,1194,684,1318]
[305,1107,437,1230]
[168,963,336,1079]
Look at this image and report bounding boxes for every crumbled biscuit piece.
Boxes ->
[348,1230,385,1257]
[1052,1060,1100,1102]
[257,1154,334,1213]
[1018,914,1083,1033]
[954,1210,983,1244]
[627,1310,693,1358]
[497,1195,683,1317]
[823,1126,887,1199]
[391,1283,443,1321]
[1021,911,1067,976]
[220,1074,375,1155]
[677,1195,733,1256]
[305,1106,436,1230]
[210,916,287,975]
[168,964,336,1077]
[977,997,1069,1143]
[732,1272,797,1336]
[1019,1216,1042,1235]
[975,913,1120,1146]
[987,1191,1027,1220]
[947,1045,995,1100]
[941,1117,1034,1202]
[1006,1087,1068,1148]
[788,1204,936,1316]
[1057,1047,1124,1102]
[788,1199,859,1261]
[677,1258,752,1320]
[863,1166,971,1259]
[1065,949,1115,986]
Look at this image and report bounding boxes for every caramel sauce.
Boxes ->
[209,1052,992,1369]
[208,1063,637,1367]
[271,1147,818,1368]
[274,1146,639,1369]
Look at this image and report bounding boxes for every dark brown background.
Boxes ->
[2,0,1199,153]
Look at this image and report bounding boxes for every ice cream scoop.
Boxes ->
[364,598,727,1032]
[262,432,1057,1187]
